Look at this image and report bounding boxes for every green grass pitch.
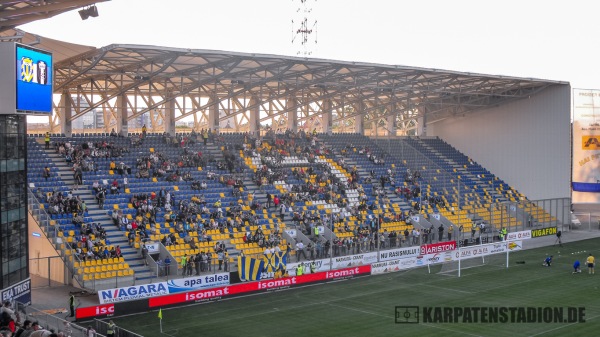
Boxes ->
[112,238,600,337]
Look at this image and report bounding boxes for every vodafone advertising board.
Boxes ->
[148,265,371,308]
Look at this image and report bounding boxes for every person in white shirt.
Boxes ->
[296,241,306,261]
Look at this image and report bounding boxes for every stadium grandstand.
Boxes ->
[0,2,581,336]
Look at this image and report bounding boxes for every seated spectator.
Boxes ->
[110,179,120,194]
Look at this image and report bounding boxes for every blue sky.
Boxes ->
[20,0,600,89]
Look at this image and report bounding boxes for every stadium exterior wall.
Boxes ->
[427,84,571,201]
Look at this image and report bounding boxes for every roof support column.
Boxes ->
[249,95,260,136]
[354,102,364,135]
[208,93,218,132]
[417,108,427,136]
[59,91,72,137]
[116,94,128,137]
[386,113,396,137]
[164,95,175,136]
[287,95,297,132]
[323,99,332,135]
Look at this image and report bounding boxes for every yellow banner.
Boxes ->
[531,227,557,238]
[581,136,600,150]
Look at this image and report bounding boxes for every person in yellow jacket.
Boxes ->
[44,132,50,149]
[106,320,116,337]
[586,253,595,275]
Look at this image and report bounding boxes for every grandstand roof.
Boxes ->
[53,44,568,126]
[0,29,95,62]
[0,0,110,32]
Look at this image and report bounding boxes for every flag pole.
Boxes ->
[159,308,163,333]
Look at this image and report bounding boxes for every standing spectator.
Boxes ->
[195,253,201,275]
[44,132,50,149]
[202,129,208,145]
[86,326,96,337]
[217,250,224,271]
[180,254,188,275]
[207,252,212,272]
[69,294,76,318]
[42,166,50,181]
[164,257,171,276]
[14,320,31,337]
[587,253,595,275]
[141,245,148,266]
[296,241,306,261]
[106,320,116,337]
[142,124,147,138]
[279,203,286,221]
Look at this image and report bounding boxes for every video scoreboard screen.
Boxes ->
[0,42,53,115]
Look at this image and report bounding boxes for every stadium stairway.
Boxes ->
[41,148,155,282]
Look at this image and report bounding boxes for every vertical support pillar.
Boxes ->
[322,99,332,135]
[116,94,128,137]
[354,102,364,135]
[164,95,176,136]
[287,95,298,132]
[208,93,218,132]
[417,108,427,136]
[59,92,72,137]
[386,113,396,136]
[249,95,260,136]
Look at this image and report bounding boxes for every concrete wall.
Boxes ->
[427,84,571,200]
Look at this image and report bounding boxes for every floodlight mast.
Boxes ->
[291,0,317,57]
